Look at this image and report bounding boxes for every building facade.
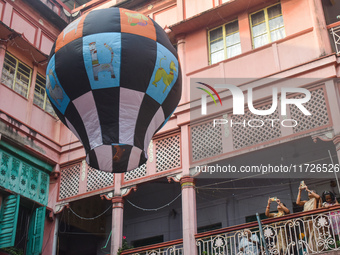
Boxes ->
[0,0,340,255]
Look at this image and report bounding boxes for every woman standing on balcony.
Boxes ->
[265,198,290,218]
[265,198,290,254]
[296,185,320,211]
[296,184,321,253]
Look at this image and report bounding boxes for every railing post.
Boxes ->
[330,27,340,53]
[180,176,197,255]
[256,213,269,255]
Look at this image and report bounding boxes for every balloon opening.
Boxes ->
[86,144,147,173]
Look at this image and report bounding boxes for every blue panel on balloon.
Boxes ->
[83,33,121,90]
[146,43,179,104]
[46,55,70,114]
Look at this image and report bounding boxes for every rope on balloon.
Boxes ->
[126,193,182,212]
[68,205,111,220]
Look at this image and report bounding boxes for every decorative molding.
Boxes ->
[54,202,69,214]
[167,173,182,183]
[121,186,137,197]
[49,170,59,181]
[312,131,334,143]
[100,191,114,201]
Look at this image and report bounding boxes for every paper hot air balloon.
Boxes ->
[46,8,182,173]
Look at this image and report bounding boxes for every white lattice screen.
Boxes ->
[156,135,181,172]
[232,104,282,149]
[191,121,223,161]
[124,163,147,181]
[59,163,80,199]
[86,167,114,192]
[289,87,329,133]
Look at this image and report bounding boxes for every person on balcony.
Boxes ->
[265,197,290,218]
[321,190,340,237]
[296,184,321,253]
[321,190,339,208]
[296,185,320,211]
[239,229,260,255]
[265,198,290,254]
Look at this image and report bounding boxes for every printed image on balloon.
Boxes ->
[46,7,182,173]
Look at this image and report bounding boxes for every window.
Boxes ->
[197,223,222,233]
[132,235,164,248]
[33,74,55,116]
[250,3,285,49]
[0,194,46,255]
[208,20,241,65]
[1,53,32,98]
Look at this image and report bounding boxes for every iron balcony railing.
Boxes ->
[196,206,340,255]
[119,207,340,255]
[120,239,183,255]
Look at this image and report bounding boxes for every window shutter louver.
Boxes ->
[0,194,20,249]
[26,206,46,255]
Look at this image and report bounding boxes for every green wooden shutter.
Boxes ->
[0,194,20,248]
[26,206,46,255]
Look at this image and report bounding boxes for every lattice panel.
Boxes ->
[59,164,80,199]
[289,88,329,133]
[156,135,181,172]
[86,166,114,192]
[191,122,223,161]
[232,104,282,149]
[124,163,147,181]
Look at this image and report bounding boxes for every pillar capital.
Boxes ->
[176,34,186,44]
[180,176,195,189]
[111,196,124,209]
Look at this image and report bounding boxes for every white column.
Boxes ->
[111,196,124,255]
[181,176,197,255]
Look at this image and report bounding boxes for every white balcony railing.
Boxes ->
[196,207,340,255]
[330,25,340,54]
[120,240,183,255]
[119,207,340,255]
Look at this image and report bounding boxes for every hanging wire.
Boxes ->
[68,205,111,220]
[126,193,182,211]
[7,36,48,66]
[195,153,338,189]
[196,182,298,190]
